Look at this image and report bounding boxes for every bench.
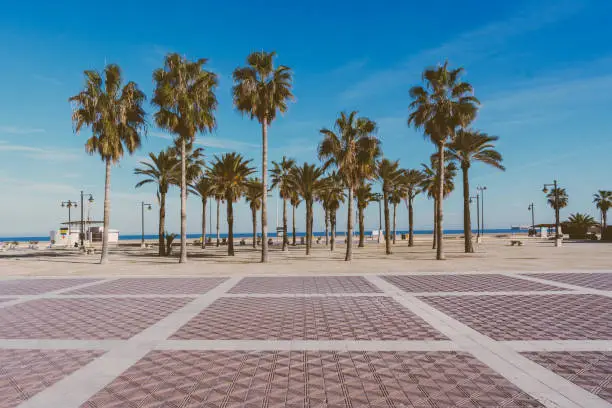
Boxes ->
[510,240,523,246]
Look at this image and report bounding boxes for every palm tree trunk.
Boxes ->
[99,159,111,264]
[324,207,329,246]
[201,198,207,249]
[392,202,397,245]
[331,211,336,251]
[292,204,297,246]
[383,191,391,255]
[462,164,474,253]
[179,138,187,263]
[408,197,415,247]
[252,206,257,249]
[227,197,234,256]
[436,142,445,260]
[306,200,312,255]
[432,198,437,250]
[358,206,365,247]
[216,199,220,247]
[261,118,269,263]
[159,192,166,256]
[282,198,288,251]
[310,204,314,250]
[345,186,354,261]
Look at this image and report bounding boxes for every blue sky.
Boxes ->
[1,0,611,236]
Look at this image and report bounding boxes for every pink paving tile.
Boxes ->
[65,277,226,295]
[0,349,104,408]
[0,297,190,339]
[0,278,100,295]
[228,276,382,294]
[172,296,446,340]
[421,294,612,340]
[383,274,561,292]
[522,351,612,403]
[81,350,543,408]
[526,272,612,291]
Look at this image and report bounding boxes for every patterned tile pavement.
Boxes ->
[171,296,447,340]
[65,277,227,295]
[0,297,190,339]
[228,276,382,294]
[383,273,561,292]
[0,278,100,295]
[420,294,612,340]
[81,350,544,408]
[526,272,612,291]
[0,349,104,408]
[522,351,612,403]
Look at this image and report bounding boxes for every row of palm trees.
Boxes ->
[70,49,505,264]
[547,189,612,235]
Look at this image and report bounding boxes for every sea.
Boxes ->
[1,229,516,242]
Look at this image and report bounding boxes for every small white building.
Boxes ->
[50,222,119,247]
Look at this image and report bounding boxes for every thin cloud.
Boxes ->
[0,126,46,135]
[0,142,82,161]
[150,131,259,152]
[33,74,63,86]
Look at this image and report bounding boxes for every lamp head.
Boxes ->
[147,204,152,211]
[88,195,94,203]
[73,202,77,208]
[61,202,65,208]
[542,186,548,194]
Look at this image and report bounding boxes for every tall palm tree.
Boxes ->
[547,187,568,234]
[389,187,404,245]
[448,130,505,253]
[355,182,376,247]
[421,160,458,249]
[319,111,381,261]
[289,191,301,246]
[400,169,424,247]
[376,159,403,255]
[270,156,296,251]
[134,149,179,256]
[289,163,326,255]
[70,64,146,264]
[189,175,215,249]
[319,172,345,251]
[152,53,218,263]
[245,178,264,248]
[593,190,612,235]
[232,51,294,263]
[207,153,255,256]
[408,62,479,260]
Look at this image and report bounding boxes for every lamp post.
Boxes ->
[61,200,77,245]
[476,186,487,239]
[527,203,535,235]
[80,191,94,247]
[542,180,561,247]
[141,201,152,247]
[470,194,480,241]
[373,193,383,243]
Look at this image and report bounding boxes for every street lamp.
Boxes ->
[542,180,562,247]
[80,191,94,247]
[476,186,487,238]
[470,194,480,241]
[372,193,383,243]
[61,200,78,236]
[527,203,535,235]
[141,201,152,247]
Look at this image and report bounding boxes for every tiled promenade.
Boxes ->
[0,272,610,407]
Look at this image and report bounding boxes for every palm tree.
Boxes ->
[245,178,264,249]
[270,156,296,251]
[389,187,403,245]
[189,175,215,249]
[547,187,568,234]
[400,169,424,246]
[408,62,479,260]
[152,53,218,263]
[70,64,146,264]
[233,51,294,263]
[376,159,403,255]
[289,163,326,255]
[319,172,345,251]
[566,213,597,237]
[421,159,458,249]
[448,130,505,253]
[319,111,381,261]
[207,153,255,256]
[134,149,179,256]
[593,190,612,234]
[355,183,376,247]
[289,191,301,246]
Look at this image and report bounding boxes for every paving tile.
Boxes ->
[228,276,382,294]
[526,272,612,291]
[0,278,100,295]
[0,349,103,408]
[522,351,612,403]
[0,297,190,340]
[383,274,560,292]
[172,296,446,340]
[65,277,227,295]
[81,350,543,408]
[421,294,612,340]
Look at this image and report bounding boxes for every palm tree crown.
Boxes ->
[447,130,505,171]
[593,190,612,222]
[135,150,179,198]
[271,156,296,199]
[547,188,569,210]
[207,153,255,203]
